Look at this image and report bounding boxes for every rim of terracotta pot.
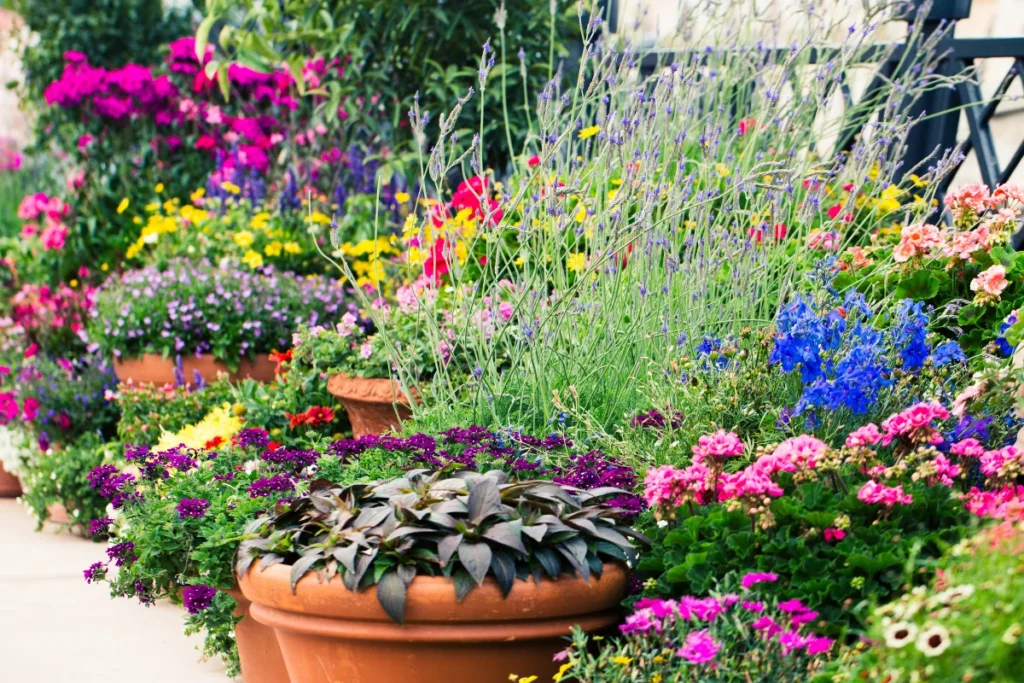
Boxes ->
[240,561,628,626]
[113,353,276,384]
[326,373,419,406]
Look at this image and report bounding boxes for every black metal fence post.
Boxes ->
[896,0,973,182]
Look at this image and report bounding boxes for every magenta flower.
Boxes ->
[857,480,914,507]
[691,429,744,462]
[804,636,834,655]
[677,629,720,664]
[741,571,778,589]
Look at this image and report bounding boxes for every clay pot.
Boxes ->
[240,562,628,683]
[224,588,290,683]
[113,353,277,386]
[326,374,416,437]
[46,502,70,524]
[0,462,22,498]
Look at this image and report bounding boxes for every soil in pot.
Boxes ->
[223,588,290,683]
[240,561,628,683]
[326,374,415,437]
[114,353,277,386]
[0,462,22,497]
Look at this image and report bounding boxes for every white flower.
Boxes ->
[915,624,952,657]
[657,519,669,528]
[883,621,917,649]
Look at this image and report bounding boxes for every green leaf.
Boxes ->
[957,304,986,326]
[482,521,527,555]
[894,269,944,301]
[195,14,217,62]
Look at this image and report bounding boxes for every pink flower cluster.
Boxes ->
[0,137,21,172]
[878,401,949,446]
[979,446,1023,481]
[18,192,71,251]
[970,264,1010,301]
[856,480,913,507]
[692,429,745,462]
[893,222,944,262]
[44,51,178,122]
[963,485,1024,521]
[944,181,1024,220]
[10,282,95,335]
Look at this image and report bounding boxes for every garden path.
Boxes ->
[0,499,227,682]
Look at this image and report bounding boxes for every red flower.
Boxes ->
[527,155,541,167]
[55,413,71,430]
[267,441,282,452]
[269,349,292,374]
[204,436,225,450]
[286,406,336,429]
[424,238,450,285]
[195,134,217,151]
[738,118,757,135]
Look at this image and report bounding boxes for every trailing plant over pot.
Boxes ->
[238,467,648,623]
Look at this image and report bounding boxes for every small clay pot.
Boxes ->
[46,502,70,524]
[326,373,416,437]
[0,462,22,498]
[224,588,290,683]
[113,353,277,386]
[240,561,628,683]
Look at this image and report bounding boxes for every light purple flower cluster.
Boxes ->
[92,258,352,361]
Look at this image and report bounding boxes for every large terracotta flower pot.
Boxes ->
[46,502,70,524]
[0,462,22,497]
[113,353,277,386]
[224,588,290,683]
[326,373,416,437]
[240,562,628,683]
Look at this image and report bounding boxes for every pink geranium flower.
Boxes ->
[677,629,720,664]
[857,480,913,507]
[970,264,1009,299]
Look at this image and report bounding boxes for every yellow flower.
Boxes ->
[251,212,271,230]
[650,675,662,683]
[154,183,164,193]
[519,677,538,683]
[552,663,573,682]
[190,188,206,203]
[133,216,142,225]
[145,202,160,213]
[221,181,241,195]
[454,241,469,265]
[264,241,283,257]
[101,263,109,272]
[407,246,425,266]
[909,174,928,188]
[179,205,209,224]
[610,656,632,665]
[283,241,302,254]
[567,252,586,273]
[395,191,411,203]
[578,125,600,140]
[233,230,255,248]
[307,211,332,225]
[242,250,264,269]
[716,163,731,178]
[607,189,618,201]
[574,207,587,223]
[117,198,130,214]
[652,656,665,664]
[868,163,880,181]
[156,404,242,450]
[69,279,78,288]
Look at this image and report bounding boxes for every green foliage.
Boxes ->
[116,379,234,448]
[238,468,646,623]
[201,0,578,168]
[838,522,1024,683]
[19,433,120,533]
[642,477,973,635]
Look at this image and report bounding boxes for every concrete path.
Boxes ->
[0,499,228,682]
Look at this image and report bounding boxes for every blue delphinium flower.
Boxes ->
[995,310,1019,356]
[930,341,967,367]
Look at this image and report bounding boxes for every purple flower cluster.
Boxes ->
[88,517,113,536]
[83,562,107,584]
[247,474,295,499]
[233,428,270,450]
[553,450,644,519]
[260,447,319,469]
[106,542,137,567]
[92,258,352,361]
[182,584,217,614]
[631,409,683,430]
[176,497,211,519]
[86,463,136,504]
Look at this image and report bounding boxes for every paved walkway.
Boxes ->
[0,499,228,682]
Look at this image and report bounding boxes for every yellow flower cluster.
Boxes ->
[155,403,243,451]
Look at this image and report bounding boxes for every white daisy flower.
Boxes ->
[916,624,952,657]
[883,621,917,649]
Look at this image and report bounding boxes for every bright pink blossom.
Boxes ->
[677,630,720,664]
[857,480,913,507]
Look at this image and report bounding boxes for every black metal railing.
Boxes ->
[602,0,1024,201]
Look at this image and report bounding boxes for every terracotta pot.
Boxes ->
[326,373,417,437]
[0,462,22,498]
[46,502,70,524]
[113,353,277,386]
[224,588,290,683]
[240,562,628,683]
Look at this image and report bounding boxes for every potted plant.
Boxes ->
[0,427,26,497]
[237,468,648,683]
[89,258,352,385]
